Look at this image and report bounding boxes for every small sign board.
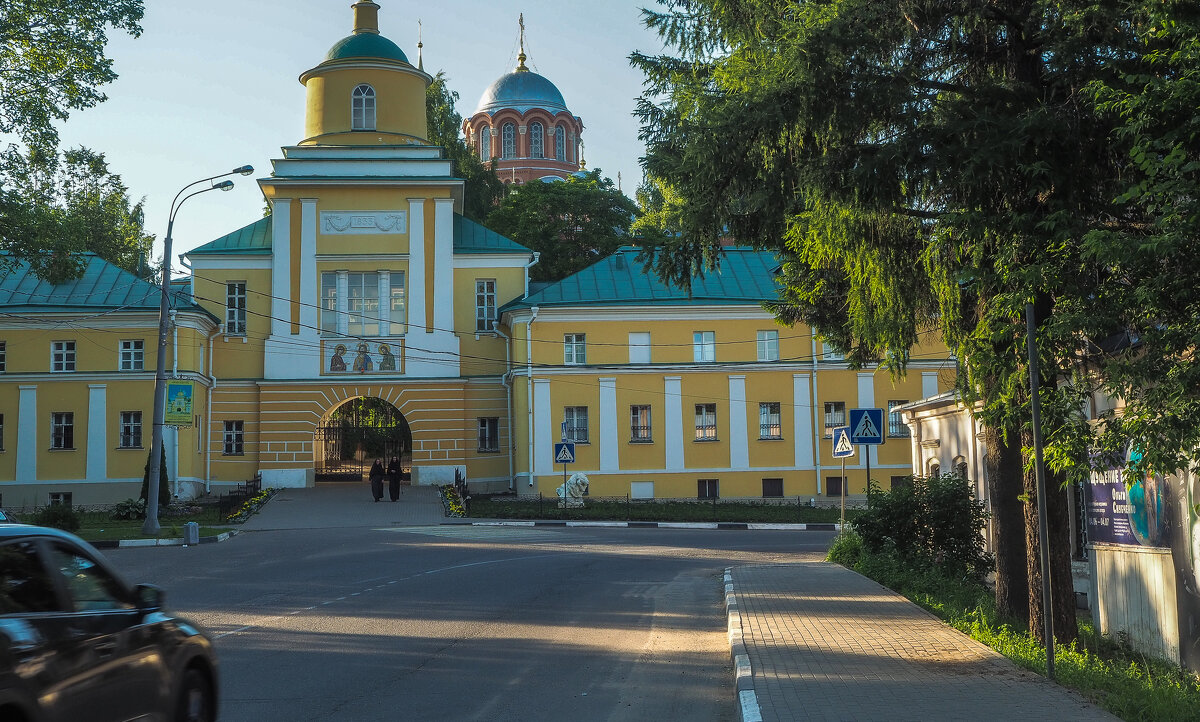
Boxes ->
[832,426,855,459]
[849,408,884,445]
[164,381,194,427]
[553,442,576,464]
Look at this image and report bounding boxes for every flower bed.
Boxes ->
[225,488,277,522]
[440,485,466,517]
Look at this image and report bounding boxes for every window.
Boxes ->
[762,478,784,498]
[928,461,941,478]
[347,272,380,337]
[477,417,499,452]
[697,479,719,499]
[630,405,652,442]
[51,413,73,449]
[0,340,5,372]
[555,126,566,161]
[954,457,968,479]
[475,280,496,332]
[51,341,75,372]
[530,121,544,158]
[757,330,779,362]
[479,126,492,161]
[119,411,142,448]
[563,407,589,443]
[564,334,586,365]
[48,544,133,612]
[320,273,338,333]
[0,540,59,613]
[351,84,376,130]
[320,271,405,336]
[826,477,845,497]
[223,420,244,456]
[119,340,144,371]
[693,331,715,363]
[628,332,650,364]
[822,342,844,361]
[226,282,247,335]
[887,400,910,437]
[502,123,516,159]
[823,401,846,436]
[759,402,782,439]
[695,403,717,441]
[48,492,72,507]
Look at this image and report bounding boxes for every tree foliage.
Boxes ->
[486,169,637,282]
[425,71,505,222]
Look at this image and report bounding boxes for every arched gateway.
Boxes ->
[315,398,412,482]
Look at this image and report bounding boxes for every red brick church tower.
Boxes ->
[462,16,584,184]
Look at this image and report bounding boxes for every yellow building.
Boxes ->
[0,1,954,506]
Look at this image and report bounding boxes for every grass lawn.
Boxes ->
[28,506,236,542]
[468,494,861,524]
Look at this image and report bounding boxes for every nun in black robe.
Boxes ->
[369,459,385,502]
[387,456,401,501]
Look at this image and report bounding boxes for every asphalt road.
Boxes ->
[106,525,835,721]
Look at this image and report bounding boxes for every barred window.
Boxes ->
[480,127,492,161]
[502,123,516,159]
[51,413,74,449]
[888,400,911,437]
[555,126,566,161]
[759,402,782,439]
[823,401,846,436]
[630,405,652,442]
[530,122,544,158]
[695,403,717,441]
[563,406,589,443]
[478,417,499,452]
[223,420,244,456]
[119,411,142,448]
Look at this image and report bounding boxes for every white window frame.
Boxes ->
[223,420,244,456]
[475,279,496,332]
[564,333,586,365]
[226,282,247,335]
[563,406,589,443]
[119,339,144,371]
[823,401,846,436]
[630,405,652,442]
[119,411,142,448]
[757,330,779,362]
[51,412,74,449]
[822,342,845,361]
[352,83,376,131]
[51,341,76,373]
[480,126,492,161]
[695,403,717,441]
[759,402,782,439]
[693,331,715,363]
[888,400,911,437]
[477,417,499,452]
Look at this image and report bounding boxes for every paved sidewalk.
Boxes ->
[240,482,448,531]
[726,562,1118,722]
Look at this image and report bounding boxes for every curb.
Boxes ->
[466,520,842,531]
[725,567,763,722]
[91,529,239,549]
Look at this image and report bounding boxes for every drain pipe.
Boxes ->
[524,306,539,487]
[524,251,540,298]
[204,324,222,494]
[494,325,515,490]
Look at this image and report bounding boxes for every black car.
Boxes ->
[0,524,217,721]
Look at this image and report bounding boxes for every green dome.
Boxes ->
[325,33,409,63]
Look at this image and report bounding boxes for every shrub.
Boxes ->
[110,498,147,520]
[33,504,81,532]
[852,474,992,580]
[826,530,863,567]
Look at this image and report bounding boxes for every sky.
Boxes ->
[54,1,669,264]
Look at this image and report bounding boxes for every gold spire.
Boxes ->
[516,13,529,72]
[352,1,380,35]
[578,142,586,170]
[417,19,423,71]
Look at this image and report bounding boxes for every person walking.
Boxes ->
[387,456,401,501]
[369,459,384,502]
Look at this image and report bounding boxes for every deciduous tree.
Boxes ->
[425,72,504,222]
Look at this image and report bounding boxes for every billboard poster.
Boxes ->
[164,381,194,427]
[1085,449,1167,548]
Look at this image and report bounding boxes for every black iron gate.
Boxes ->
[315,398,411,481]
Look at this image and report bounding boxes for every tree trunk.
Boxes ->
[983,424,1029,621]
[1021,429,1079,644]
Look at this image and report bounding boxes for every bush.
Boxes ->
[32,504,81,532]
[826,530,863,567]
[110,498,147,520]
[852,474,992,580]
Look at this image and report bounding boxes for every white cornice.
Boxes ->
[505,306,776,322]
[189,258,273,270]
[453,255,532,269]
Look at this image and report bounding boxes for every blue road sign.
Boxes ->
[553,442,576,464]
[849,408,885,445]
[832,426,855,458]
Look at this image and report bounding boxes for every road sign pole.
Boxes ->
[840,457,846,529]
[865,445,871,496]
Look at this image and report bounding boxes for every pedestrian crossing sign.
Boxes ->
[832,427,855,458]
[849,408,885,445]
[554,442,576,464]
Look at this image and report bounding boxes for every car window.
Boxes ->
[48,545,134,612]
[0,541,61,614]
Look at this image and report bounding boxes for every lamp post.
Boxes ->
[143,165,253,535]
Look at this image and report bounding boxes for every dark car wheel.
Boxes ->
[176,668,215,722]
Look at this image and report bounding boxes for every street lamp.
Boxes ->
[143,165,254,535]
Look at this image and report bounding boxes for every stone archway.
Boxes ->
[314,397,412,482]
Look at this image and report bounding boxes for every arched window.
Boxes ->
[501,123,516,159]
[352,84,376,131]
[954,456,968,479]
[479,127,491,161]
[928,460,941,478]
[530,122,544,158]
[555,126,566,161]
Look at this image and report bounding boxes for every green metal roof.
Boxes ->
[325,33,409,63]
[0,253,217,320]
[501,246,782,312]
[454,214,531,254]
[187,216,271,256]
[189,214,528,256]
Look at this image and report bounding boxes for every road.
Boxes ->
[107,524,835,721]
